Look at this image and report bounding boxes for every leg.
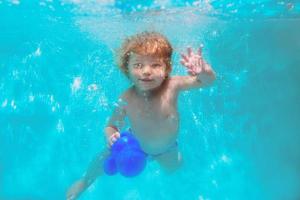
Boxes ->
[66,149,110,200]
[154,147,183,173]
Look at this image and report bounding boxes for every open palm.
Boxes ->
[180,47,213,76]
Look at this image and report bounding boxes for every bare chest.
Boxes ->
[125,88,179,130]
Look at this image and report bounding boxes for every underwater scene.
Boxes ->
[1,0,300,199]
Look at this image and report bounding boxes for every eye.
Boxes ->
[152,63,162,68]
[133,63,143,69]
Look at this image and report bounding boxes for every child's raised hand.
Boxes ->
[180,46,213,76]
[108,132,121,148]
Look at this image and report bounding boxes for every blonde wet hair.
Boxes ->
[117,31,173,76]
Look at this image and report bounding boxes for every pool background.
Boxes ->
[1,0,300,199]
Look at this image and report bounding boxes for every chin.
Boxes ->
[142,84,162,91]
[136,80,165,92]
[140,87,155,91]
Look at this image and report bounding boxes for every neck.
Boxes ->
[134,86,156,98]
[133,77,168,98]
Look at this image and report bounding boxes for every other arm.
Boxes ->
[105,95,127,146]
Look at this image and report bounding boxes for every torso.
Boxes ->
[123,78,179,155]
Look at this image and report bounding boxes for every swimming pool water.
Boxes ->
[1,1,300,199]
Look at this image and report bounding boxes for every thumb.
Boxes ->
[115,132,121,138]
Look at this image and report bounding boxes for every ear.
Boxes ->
[164,70,170,79]
[165,65,172,75]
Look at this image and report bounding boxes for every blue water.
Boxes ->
[1,1,300,199]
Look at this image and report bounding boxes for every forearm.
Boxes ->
[82,149,110,185]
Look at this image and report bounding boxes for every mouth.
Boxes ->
[139,78,153,82]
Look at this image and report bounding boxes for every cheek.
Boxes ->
[128,71,142,84]
[159,72,165,78]
[157,69,167,78]
[128,69,139,78]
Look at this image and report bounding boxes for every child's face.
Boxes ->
[127,53,168,92]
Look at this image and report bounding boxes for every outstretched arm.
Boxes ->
[171,46,216,91]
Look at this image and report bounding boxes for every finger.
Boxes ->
[180,60,186,66]
[196,61,201,72]
[112,137,117,143]
[198,47,203,57]
[110,135,117,143]
[180,60,190,68]
[195,56,201,68]
[115,132,121,138]
[187,47,192,57]
[111,132,120,139]
[180,53,189,62]
[108,134,116,145]
[193,62,202,73]
[181,59,193,69]
[109,134,116,140]
[196,66,203,74]
[199,55,205,67]
[188,69,195,76]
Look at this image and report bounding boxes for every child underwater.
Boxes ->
[67,31,216,199]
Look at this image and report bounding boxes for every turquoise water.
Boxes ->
[1,1,300,199]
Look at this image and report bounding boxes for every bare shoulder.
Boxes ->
[119,87,134,103]
[162,76,180,96]
[165,76,179,88]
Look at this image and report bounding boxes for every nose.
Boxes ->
[142,65,152,76]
